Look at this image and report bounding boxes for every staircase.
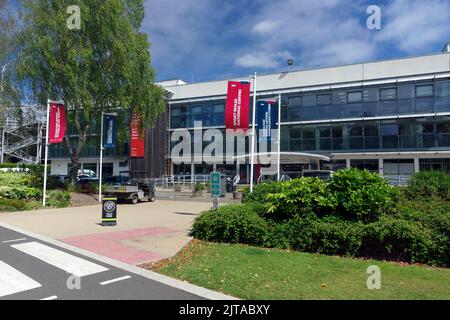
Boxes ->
[1,117,44,164]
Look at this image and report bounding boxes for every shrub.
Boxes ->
[359,217,439,265]
[46,190,71,208]
[397,198,449,266]
[0,186,42,200]
[290,216,364,256]
[263,178,336,222]
[0,198,28,211]
[194,183,206,191]
[242,180,283,204]
[404,170,450,200]
[327,169,400,222]
[191,204,271,246]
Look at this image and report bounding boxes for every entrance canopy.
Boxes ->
[233,152,330,164]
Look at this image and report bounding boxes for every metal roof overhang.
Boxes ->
[232,152,330,164]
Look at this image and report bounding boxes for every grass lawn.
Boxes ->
[148,240,450,300]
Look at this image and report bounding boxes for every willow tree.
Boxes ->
[16,0,165,182]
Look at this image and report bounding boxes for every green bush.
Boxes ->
[191,204,270,246]
[360,217,438,265]
[194,183,206,191]
[46,190,71,208]
[264,178,336,222]
[0,172,32,187]
[242,180,282,204]
[0,186,42,200]
[290,216,364,256]
[397,198,449,266]
[327,169,400,222]
[404,170,450,200]
[0,198,28,211]
[191,169,448,266]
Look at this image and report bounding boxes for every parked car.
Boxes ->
[48,175,69,188]
[75,177,99,193]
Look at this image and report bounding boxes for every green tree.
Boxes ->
[0,0,20,124]
[16,0,165,182]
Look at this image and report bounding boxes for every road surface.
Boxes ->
[0,224,232,300]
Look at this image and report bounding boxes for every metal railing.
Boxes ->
[151,175,211,189]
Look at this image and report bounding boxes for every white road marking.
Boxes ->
[0,260,41,297]
[100,275,132,286]
[2,238,27,244]
[11,242,108,277]
[40,295,58,300]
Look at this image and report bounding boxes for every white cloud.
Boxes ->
[376,0,450,52]
[235,51,292,69]
[251,20,281,34]
[142,0,450,81]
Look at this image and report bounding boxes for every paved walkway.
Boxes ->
[0,200,211,265]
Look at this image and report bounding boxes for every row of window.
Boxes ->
[170,80,450,128]
[281,119,450,152]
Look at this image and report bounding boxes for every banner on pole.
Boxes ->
[103,113,117,149]
[225,81,251,131]
[130,112,145,158]
[48,103,66,144]
[257,100,278,142]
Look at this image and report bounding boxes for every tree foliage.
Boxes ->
[16,0,165,180]
[0,0,20,123]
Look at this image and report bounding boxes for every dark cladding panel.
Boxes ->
[130,105,168,178]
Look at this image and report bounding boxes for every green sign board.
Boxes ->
[210,172,221,198]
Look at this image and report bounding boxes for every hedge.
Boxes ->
[192,169,449,266]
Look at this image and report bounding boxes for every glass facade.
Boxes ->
[169,79,450,156]
[280,117,450,153]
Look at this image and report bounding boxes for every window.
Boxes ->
[302,94,316,107]
[381,123,399,149]
[416,85,433,98]
[397,84,415,99]
[287,97,301,121]
[290,126,302,139]
[347,91,362,103]
[363,87,379,102]
[380,88,397,100]
[435,81,450,97]
[332,91,347,104]
[316,94,331,106]
[350,160,379,173]
[381,124,399,136]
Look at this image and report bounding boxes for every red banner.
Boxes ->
[225,81,250,131]
[48,103,66,144]
[130,112,145,158]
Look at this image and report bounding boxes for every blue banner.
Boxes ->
[256,100,278,142]
[103,113,117,149]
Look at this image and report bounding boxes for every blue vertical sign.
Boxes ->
[257,100,278,142]
[103,113,117,149]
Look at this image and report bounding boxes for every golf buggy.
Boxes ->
[104,171,156,204]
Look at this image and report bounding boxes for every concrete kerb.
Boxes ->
[0,221,238,300]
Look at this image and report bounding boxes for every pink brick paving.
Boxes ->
[60,227,176,264]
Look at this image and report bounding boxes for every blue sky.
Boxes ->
[8,0,450,83]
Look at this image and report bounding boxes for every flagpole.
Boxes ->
[250,72,257,192]
[277,93,281,181]
[42,100,50,207]
[99,112,104,203]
